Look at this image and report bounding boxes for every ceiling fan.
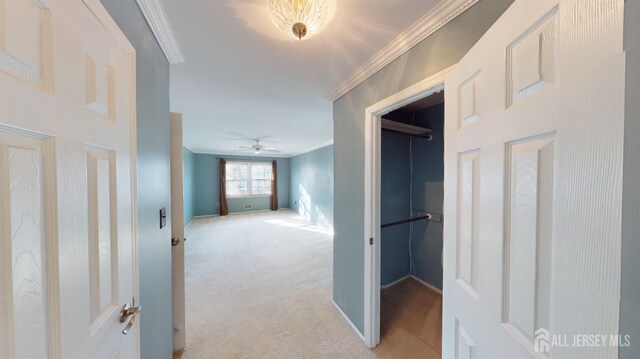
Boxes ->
[234,139,281,155]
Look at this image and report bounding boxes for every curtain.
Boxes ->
[219,159,229,216]
[271,160,278,211]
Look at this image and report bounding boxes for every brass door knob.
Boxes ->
[120,297,142,335]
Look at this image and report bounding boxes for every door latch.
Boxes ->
[171,237,180,247]
[120,297,142,335]
[369,237,374,245]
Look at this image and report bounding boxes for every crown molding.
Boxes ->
[136,0,185,64]
[324,0,478,102]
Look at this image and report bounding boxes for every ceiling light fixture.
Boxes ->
[268,0,334,40]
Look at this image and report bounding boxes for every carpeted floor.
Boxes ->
[179,210,441,359]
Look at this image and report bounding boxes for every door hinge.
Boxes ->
[369,237,374,245]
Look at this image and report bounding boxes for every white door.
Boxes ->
[170,112,186,351]
[0,0,139,358]
[443,0,624,358]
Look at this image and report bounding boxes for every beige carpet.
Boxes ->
[180,210,441,359]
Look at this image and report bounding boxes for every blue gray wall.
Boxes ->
[333,0,513,334]
[621,1,640,357]
[100,0,173,357]
[380,104,444,290]
[408,105,444,290]
[380,132,410,285]
[193,153,290,216]
[289,145,334,230]
[183,147,196,226]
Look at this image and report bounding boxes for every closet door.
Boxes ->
[442,0,624,357]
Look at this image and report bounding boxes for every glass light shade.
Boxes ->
[268,0,334,40]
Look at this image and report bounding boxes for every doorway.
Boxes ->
[363,67,451,348]
[377,89,445,356]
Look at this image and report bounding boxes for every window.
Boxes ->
[226,162,272,197]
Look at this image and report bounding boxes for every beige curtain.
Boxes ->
[219,159,229,216]
[271,160,278,211]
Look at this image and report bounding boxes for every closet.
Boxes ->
[379,91,444,354]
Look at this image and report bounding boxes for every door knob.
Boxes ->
[120,297,142,335]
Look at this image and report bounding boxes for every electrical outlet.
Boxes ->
[244,204,252,209]
[216,202,219,207]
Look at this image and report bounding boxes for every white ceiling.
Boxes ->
[162,0,441,156]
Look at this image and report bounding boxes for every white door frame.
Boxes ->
[363,66,452,348]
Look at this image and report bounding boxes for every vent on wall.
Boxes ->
[244,204,252,209]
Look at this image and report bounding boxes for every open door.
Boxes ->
[443,0,624,357]
[170,112,186,352]
[0,0,139,357]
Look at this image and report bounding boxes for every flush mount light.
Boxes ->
[268,0,335,40]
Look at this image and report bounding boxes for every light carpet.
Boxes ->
[180,210,441,358]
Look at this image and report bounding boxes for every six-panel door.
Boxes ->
[443,0,625,357]
[0,0,138,357]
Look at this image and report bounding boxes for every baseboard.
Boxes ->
[194,214,220,219]
[410,275,443,295]
[332,300,365,342]
[228,209,271,215]
[381,274,443,295]
[184,218,194,230]
[381,275,410,289]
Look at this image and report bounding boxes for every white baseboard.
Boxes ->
[185,218,194,230]
[332,300,365,342]
[381,275,410,289]
[194,214,220,219]
[381,274,443,295]
[228,209,271,215]
[410,275,442,295]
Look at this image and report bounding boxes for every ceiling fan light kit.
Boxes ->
[235,139,282,155]
[268,0,335,40]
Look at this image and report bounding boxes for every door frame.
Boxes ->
[362,66,452,348]
[82,0,141,355]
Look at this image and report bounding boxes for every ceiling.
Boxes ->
[162,0,441,156]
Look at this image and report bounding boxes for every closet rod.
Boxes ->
[381,128,432,140]
[381,215,431,229]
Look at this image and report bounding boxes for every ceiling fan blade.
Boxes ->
[238,146,253,149]
[262,149,281,153]
[233,148,253,152]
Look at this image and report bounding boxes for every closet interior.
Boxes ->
[379,90,444,355]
